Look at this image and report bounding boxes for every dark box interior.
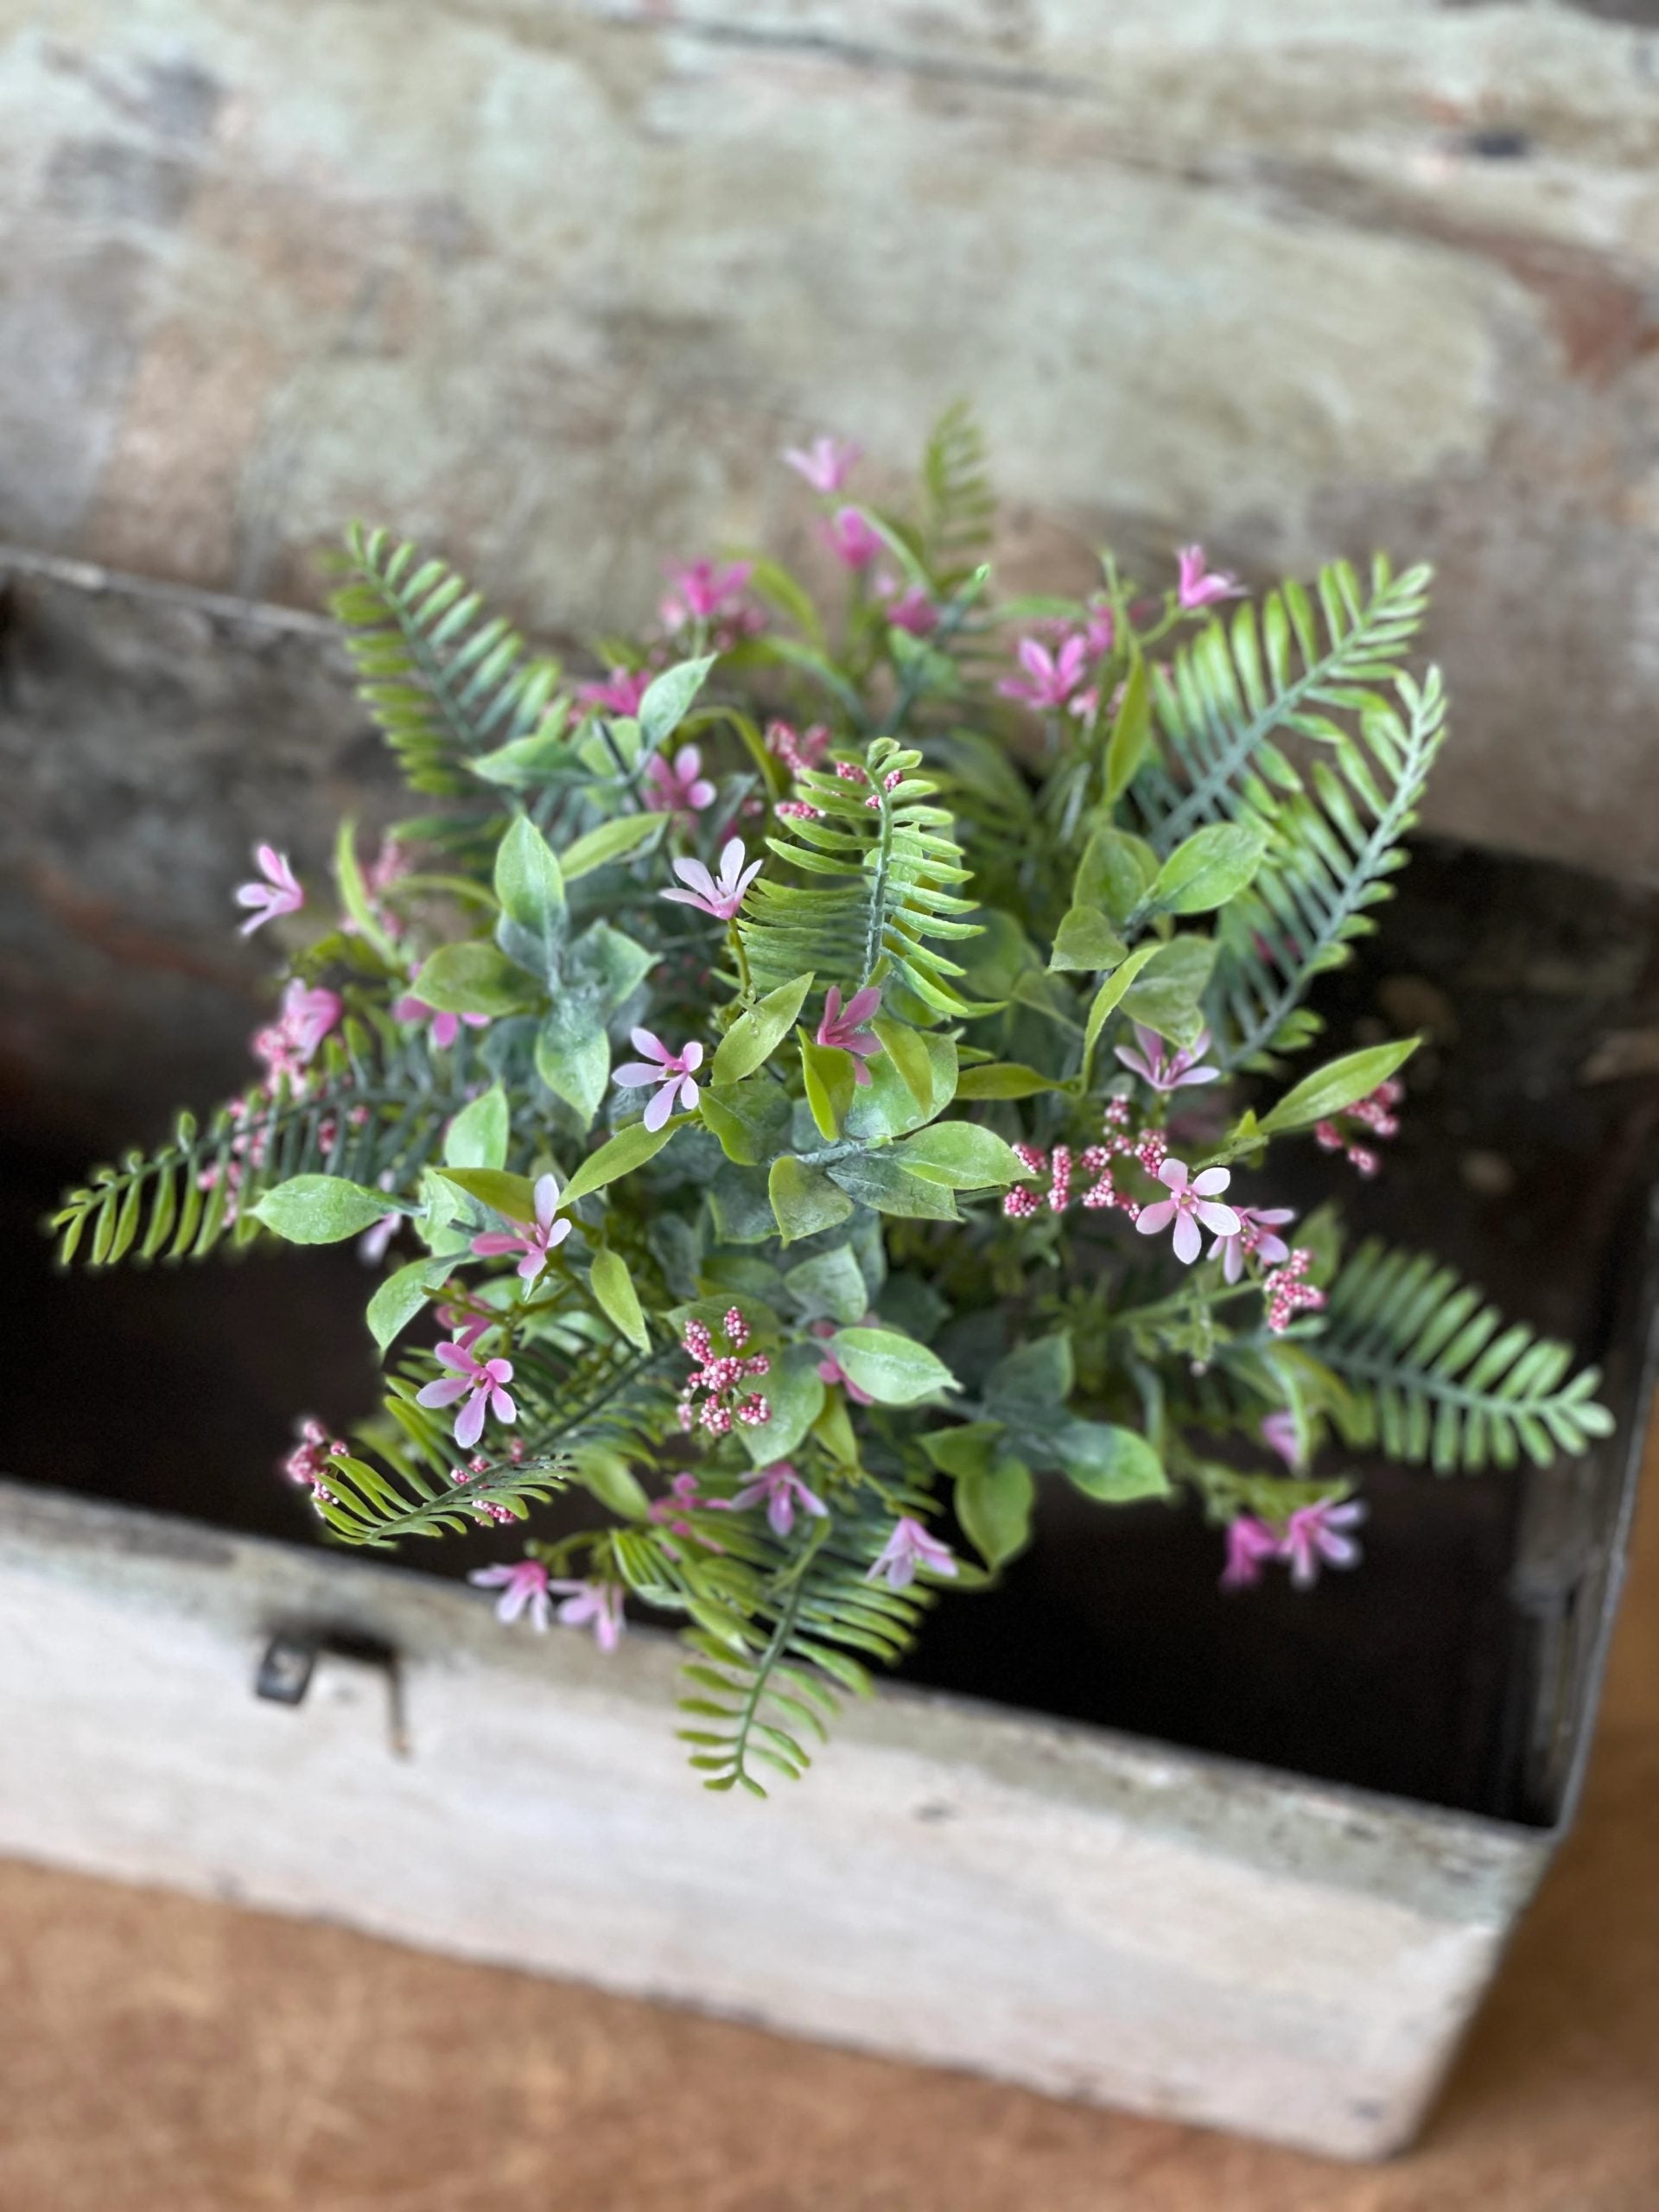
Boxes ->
[5,841,1656,1827]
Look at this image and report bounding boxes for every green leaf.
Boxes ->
[565,921,655,1011]
[742,1340,826,1465]
[590,1246,651,1351]
[570,1443,652,1519]
[700,1077,792,1165]
[434,1166,538,1221]
[1146,823,1267,917]
[920,1420,1010,1480]
[828,1325,956,1406]
[252,1175,392,1245]
[1051,1421,1170,1502]
[639,655,716,748]
[563,1118,680,1205]
[868,1016,930,1109]
[897,1122,1027,1190]
[783,1245,870,1325]
[985,1333,1074,1423]
[365,1259,435,1353]
[713,973,815,1086]
[825,1150,960,1221]
[1076,826,1159,925]
[443,1083,509,1171]
[560,812,664,881]
[1081,941,1166,1073]
[1103,656,1152,805]
[768,1156,855,1244]
[799,1033,856,1140]
[1049,905,1128,973]
[334,819,399,963]
[468,720,581,789]
[1259,1039,1419,1136]
[1118,934,1218,1047]
[953,1062,1065,1102]
[493,816,567,980]
[535,1005,611,1128]
[842,1032,958,1142]
[956,1458,1035,1569]
[410,941,536,1017]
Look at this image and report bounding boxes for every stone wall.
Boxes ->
[3,0,1658,1128]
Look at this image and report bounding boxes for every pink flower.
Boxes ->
[1114,1023,1220,1094]
[416,1338,518,1450]
[659,836,762,922]
[578,666,652,717]
[660,558,753,631]
[1220,1515,1280,1592]
[468,1557,550,1631]
[1176,545,1243,610]
[470,1172,572,1283]
[815,984,883,1085]
[868,1515,958,1591]
[1281,1498,1366,1589]
[1261,1409,1302,1471]
[1135,1158,1242,1265]
[393,995,492,1051]
[783,435,861,494]
[766,720,830,776]
[822,505,884,569]
[998,634,1088,711]
[644,743,716,822]
[1082,600,1116,656]
[546,1577,627,1651]
[234,844,304,936]
[810,1318,874,1405]
[1208,1203,1297,1284]
[878,578,938,636]
[730,1460,829,1539]
[279,981,342,1061]
[614,1027,703,1130]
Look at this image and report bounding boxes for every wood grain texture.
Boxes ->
[0,1437,1654,2210]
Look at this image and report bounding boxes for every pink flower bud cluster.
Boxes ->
[1262,1249,1326,1333]
[863,766,904,812]
[1001,1096,1154,1223]
[766,720,830,778]
[282,1415,346,1500]
[678,1309,772,1435]
[445,1436,531,1526]
[1314,1079,1404,1179]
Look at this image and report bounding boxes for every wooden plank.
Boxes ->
[0,1477,1549,2158]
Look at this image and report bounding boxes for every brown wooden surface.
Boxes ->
[2,1439,1654,2211]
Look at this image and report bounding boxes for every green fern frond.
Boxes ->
[920,402,995,588]
[1317,1238,1615,1472]
[1132,556,1432,855]
[739,739,981,1016]
[1215,669,1447,1066]
[330,525,563,796]
[49,1021,464,1271]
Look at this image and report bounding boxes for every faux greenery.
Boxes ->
[55,416,1613,1796]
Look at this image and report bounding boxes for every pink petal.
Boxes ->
[472,1231,527,1257]
[1172,1212,1203,1264]
[416,1376,470,1409]
[629,1027,671,1065]
[467,1565,513,1589]
[842,987,881,1026]
[454,1395,486,1450]
[677,1075,699,1113]
[488,1386,517,1423]
[1194,1201,1241,1236]
[643,1083,675,1132]
[434,1343,480,1375]
[671,857,717,899]
[1191,1167,1231,1197]
[820,985,843,1027]
[1157,1159,1190,1192]
[615,1061,664,1088]
[1136,1200,1177,1235]
[533,1173,560,1230]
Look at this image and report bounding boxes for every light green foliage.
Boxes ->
[58,411,1614,1798]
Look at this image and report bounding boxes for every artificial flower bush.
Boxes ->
[54,410,1613,1795]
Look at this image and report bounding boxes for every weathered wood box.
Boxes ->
[0,568,1654,2159]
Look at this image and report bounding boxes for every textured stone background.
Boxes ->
[3,0,1659,1129]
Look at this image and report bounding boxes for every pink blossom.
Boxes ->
[879,578,938,636]
[867,1515,958,1591]
[660,558,753,631]
[1135,1158,1242,1265]
[998,634,1088,711]
[1261,1409,1303,1471]
[393,995,491,1051]
[279,981,342,1061]
[730,1459,829,1539]
[281,1415,345,1494]
[1209,1203,1297,1284]
[614,1027,703,1130]
[1114,1022,1221,1095]
[468,1557,550,1631]
[470,1172,571,1283]
[1220,1515,1280,1592]
[1083,599,1116,656]
[234,844,304,936]
[577,665,652,717]
[815,984,883,1085]
[644,742,716,822]
[659,836,762,922]
[810,1318,874,1405]
[822,505,884,569]
[783,435,861,494]
[546,1577,627,1651]
[1281,1498,1366,1589]
[416,1337,518,1450]
[1176,545,1243,610]
[1264,1248,1326,1332]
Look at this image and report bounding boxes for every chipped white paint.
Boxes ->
[0,1480,1552,2159]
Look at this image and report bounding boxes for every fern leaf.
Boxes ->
[1317,1238,1615,1472]
[738,739,981,1015]
[1132,556,1432,855]
[330,525,562,796]
[1215,668,1447,1066]
[919,402,995,588]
